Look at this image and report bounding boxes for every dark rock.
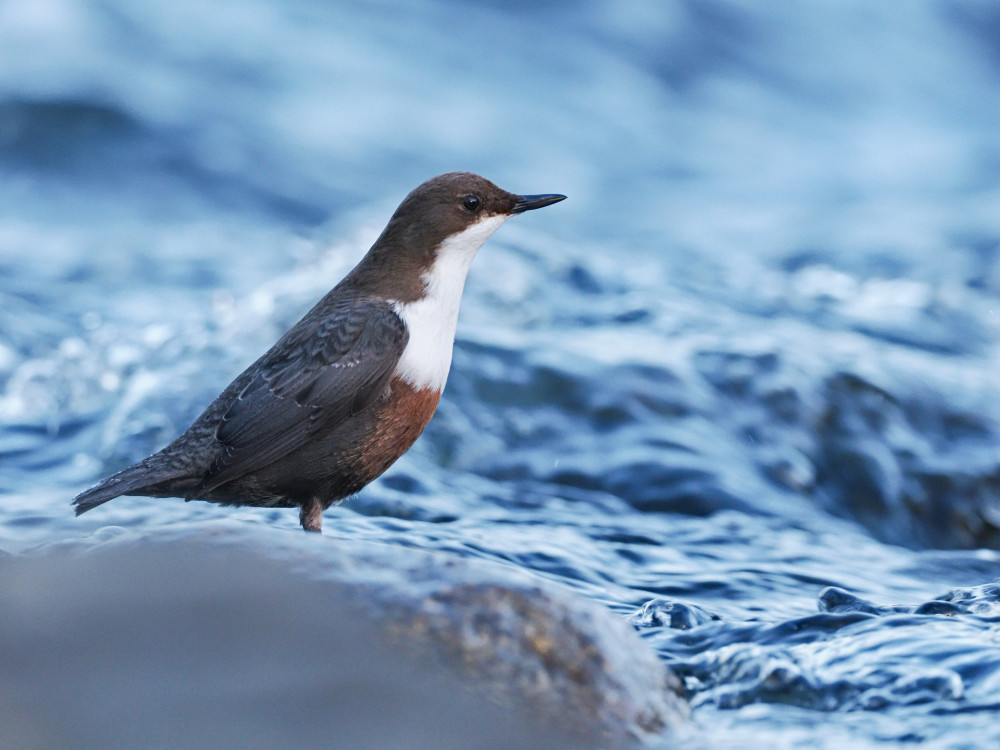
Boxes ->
[0,525,687,748]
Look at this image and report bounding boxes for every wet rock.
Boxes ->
[0,526,687,749]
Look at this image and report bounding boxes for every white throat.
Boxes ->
[393,214,508,391]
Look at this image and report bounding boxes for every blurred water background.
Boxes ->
[2,0,1000,747]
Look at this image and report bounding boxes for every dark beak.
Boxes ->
[511,193,567,214]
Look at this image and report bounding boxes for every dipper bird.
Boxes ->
[73,172,565,531]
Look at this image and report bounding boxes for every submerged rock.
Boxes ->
[0,524,686,749]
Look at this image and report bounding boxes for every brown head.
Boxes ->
[344,172,565,302]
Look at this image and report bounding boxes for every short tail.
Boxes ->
[73,461,173,516]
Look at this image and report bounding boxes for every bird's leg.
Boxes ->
[299,499,323,532]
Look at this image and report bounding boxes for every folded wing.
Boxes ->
[201,299,407,490]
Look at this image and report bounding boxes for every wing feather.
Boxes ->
[200,300,407,490]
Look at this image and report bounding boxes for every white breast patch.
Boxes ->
[393,213,508,391]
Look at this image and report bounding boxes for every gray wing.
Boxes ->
[200,300,407,491]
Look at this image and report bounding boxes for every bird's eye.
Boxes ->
[462,195,481,212]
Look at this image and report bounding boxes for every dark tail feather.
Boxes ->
[73,461,175,515]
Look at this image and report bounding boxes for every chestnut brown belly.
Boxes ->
[205,378,442,508]
[356,378,442,485]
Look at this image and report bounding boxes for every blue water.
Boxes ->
[2,1,1000,746]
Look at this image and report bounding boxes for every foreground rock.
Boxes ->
[0,523,686,749]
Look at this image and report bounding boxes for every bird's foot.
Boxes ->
[299,500,323,532]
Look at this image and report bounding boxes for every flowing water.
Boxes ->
[2,1,999,747]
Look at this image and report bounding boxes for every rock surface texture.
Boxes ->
[0,524,687,749]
